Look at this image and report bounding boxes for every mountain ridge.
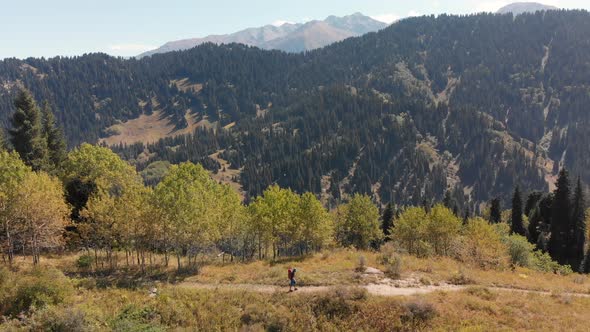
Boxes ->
[138,13,387,57]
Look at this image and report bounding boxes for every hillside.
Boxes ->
[2,11,590,206]
[138,12,387,57]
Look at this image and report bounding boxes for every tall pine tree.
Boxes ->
[570,177,586,270]
[490,198,501,224]
[9,90,48,171]
[42,101,67,170]
[381,202,394,238]
[528,206,542,245]
[511,186,526,236]
[549,169,572,265]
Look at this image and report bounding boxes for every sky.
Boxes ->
[1,0,588,59]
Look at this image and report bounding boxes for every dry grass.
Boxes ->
[170,78,203,93]
[208,150,244,197]
[401,254,590,294]
[426,288,590,331]
[100,110,210,146]
[4,249,590,331]
[188,248,382,286]
[13,248,590,296]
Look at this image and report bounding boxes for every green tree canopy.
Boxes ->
[335,194,381,250]
[0,150,32,264]
[10,172,69,265]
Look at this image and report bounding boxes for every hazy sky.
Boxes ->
[1,0,588,59]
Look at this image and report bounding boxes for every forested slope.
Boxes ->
[2,10,590,207]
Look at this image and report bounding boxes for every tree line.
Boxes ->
[1,91,588,276]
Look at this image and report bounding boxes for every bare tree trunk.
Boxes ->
[94,248,99,270]
[5,227,13,265]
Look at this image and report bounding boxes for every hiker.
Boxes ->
[288,267,298,292]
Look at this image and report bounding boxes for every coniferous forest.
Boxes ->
[1,11,590,208]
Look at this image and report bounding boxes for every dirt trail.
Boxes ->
[177,281,590,298]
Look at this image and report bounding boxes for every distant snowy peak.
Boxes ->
[497,2,558,15]
[138,13,387,57]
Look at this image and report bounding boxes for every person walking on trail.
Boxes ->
[288,267,298,292]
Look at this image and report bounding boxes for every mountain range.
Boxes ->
[1,10,589,209]
[138,13,387,57]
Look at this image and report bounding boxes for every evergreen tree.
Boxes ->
[381,202,394,237]
[9,90,48,171]
[42,101,67,170]
[549,169,572,265]
[511,186,526,236]
[583,248,590,274]
[442,190,453,210]
[525,191,543,217]
[528,206,542,245]
[570,177,586,270]
[490,198,501,224]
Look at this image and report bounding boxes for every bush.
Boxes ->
[111,304,164,332]
[400,300,437,331]
[530,251,573,275]
[505,234,534,267]
[457,218,508,269]
[380,243,403,278]
[466,287,498,301]
[76,254,94,269]
[356,255,367,272]
[27,307,89,332]
[448,270,475,285]
[312,288,366,319]
[2,268,74,318]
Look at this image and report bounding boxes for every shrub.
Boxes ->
[356,255,367,272]
[3,268,74,318]
[312,288,366,319]
[111,304,163,332]
[505,234,534,267]
[380,243,403,278]
[448,270,475,285]
[524,248,574,275]
[457,218,508,269]
[76,254,94,269]
[27,307,89,332]
[400,300,437,331]
[466,287,498,301]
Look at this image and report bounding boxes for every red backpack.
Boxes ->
[288,268,293,279]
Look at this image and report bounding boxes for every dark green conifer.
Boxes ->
[549,169,572,265]
[381,202,394,238]
[570,177,586,270]
[511,186,526,236]
[490,198,502,224]
[42,101,67,170]
[9,89,48,171]
[528,206,542,245]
